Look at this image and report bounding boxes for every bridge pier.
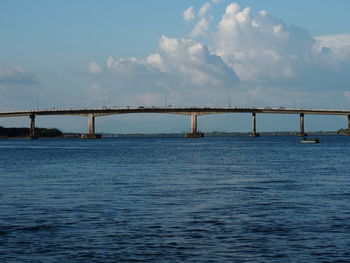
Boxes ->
[82,114,101,139]
[191,113,197,134]
[29,114,38,139]
[298,113,307,137]
[185,114,204,138]
[250,112,260,137]
[346,115,350,135]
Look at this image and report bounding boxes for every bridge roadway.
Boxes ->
[1,106,350,138]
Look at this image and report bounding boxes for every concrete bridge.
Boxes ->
[1,106,350,139]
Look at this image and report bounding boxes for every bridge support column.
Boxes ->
[29,114,38,139]
[346,115,350,135]
[250,112,260,137]
[191,114,197,134]
[89,114,95,135]
[185,114,204,138]
[82,114,101,139]
[298,113,307,137]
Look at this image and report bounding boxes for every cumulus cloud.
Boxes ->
[105,36,238,90]
[211,3,316,84]
[156,36,239,87]
[147,53,165,71]
[87,34,240,106]
[106,56,150,75]
[315,34,350,49]
[183,6,195,22]
[193,2,350,91]
[199,3,211,17]
[314,34,350,68]
[190,18,210,37]
[87,2,350,108]
[0,62,38,85]
[89,62,103,75]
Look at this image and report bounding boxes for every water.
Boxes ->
[1,136,350,262]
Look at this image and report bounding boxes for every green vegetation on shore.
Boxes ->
[337,128,350,135]
[0,126,63,138]
[0,127,346,138]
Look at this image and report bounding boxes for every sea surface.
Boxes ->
[1,135,350,262]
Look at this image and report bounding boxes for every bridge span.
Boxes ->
[0,106,350,138]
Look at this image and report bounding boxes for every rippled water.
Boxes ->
[1,136,350,262]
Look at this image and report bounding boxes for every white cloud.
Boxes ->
[156,35,239,87]
[147,53,165,71]
[105,36,239,90]
[315,34,350,49]
[199,2,350,91]
[106,56,156,77]
[87,34,240,107]
[88,62,102,75]
[225,3,240,16]
[183,6,195,22]
[199,3,211,17]
[87,2,350,109]
[313,34,350,66]
[0,62,38,85]
[190,18,210,37]
[210,3,319,86]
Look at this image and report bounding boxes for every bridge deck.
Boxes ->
[1,107,350,117]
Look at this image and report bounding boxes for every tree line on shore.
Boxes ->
[0,125,349,138]
[0,126,62,137]
[337,128,350,135]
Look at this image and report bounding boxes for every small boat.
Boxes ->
[300,138,320,144]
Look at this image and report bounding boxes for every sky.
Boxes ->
[1,0,350,133]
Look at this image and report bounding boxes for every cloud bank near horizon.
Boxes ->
[0,62,38,86]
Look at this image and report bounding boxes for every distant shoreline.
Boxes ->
[1,126,349,139]
[101,131,340,138]
[0,126,62,138]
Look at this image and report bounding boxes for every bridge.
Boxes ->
[1,106,350,138]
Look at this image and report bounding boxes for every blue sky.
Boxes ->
[2,1,350,64]
[1,0,350,133]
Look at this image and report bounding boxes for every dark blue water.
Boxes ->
[1,136,350,262]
